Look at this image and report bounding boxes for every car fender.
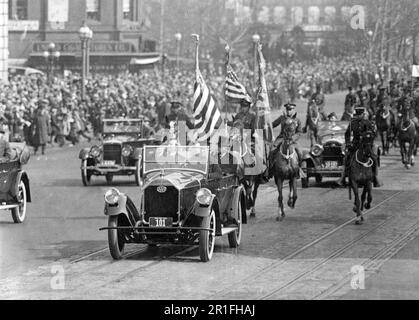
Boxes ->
[79,148,91,160]
[227,185,247,225]
[132,147,142,160]
[14,171,32,203]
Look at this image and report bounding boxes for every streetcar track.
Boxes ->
[312,219,419,300]
[207,190,402,299]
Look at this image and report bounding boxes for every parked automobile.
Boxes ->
[0,143,31,223]
[8,66,44,76]
[79,118,161,186]
[100,145,247,262]
[301,121,349,188]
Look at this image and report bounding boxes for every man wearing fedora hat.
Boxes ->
[31,99,51,155]
[0,121,13,162]
[165,101,194,130]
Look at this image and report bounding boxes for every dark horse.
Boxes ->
[272,119,300,221]
[306,99,321,148]
[375,103,395,155]
[398,104,417,169]
[348,131,375,225]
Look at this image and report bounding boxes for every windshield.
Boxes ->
[143,145,209,174]
[318,121,349,138]
[103,119,142,134]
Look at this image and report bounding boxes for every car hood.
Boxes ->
[144,171,204,190]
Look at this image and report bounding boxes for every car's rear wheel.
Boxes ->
[228,195,242,248]
[81,160,91,186]
[11,181,27,224]
[106,173,113,185]
[134,160,141,187]
[301,161,309,188]
[108,216,125,260]
[199,210,216,262]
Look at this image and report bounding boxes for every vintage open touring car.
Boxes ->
[301,121,349,188]
[100,145,247,262]
[79,118,161,186]
[0,143,31,223]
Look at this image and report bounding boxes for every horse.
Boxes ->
[272,119,300,221]
[306,99,321,148]
[375,104,394,155]
[398,103,417,169]
[348,131,375,225]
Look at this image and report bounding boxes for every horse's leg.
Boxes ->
[361,185,367,211]
[380,131,386,156]
[276,178,285,221]
[365,181,372,212]
[287,178,293,208]
[352,181,362,224]
[291,177,298,208]
[250,180,260,217]
[400,140,406,165]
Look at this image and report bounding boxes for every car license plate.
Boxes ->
[149,217,173,228]
[324,161,338,168]
[101,160,115,166]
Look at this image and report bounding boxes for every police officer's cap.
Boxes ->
[170,101,182,109]
[379,85,387,91]
[348,86,353,91]
[354,107,366,116]
[240,97,252,107]
[285,103,296,110]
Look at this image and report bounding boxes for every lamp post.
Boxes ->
[78,21,93,100]
[252,34,260,90]
[43,42,60,84]
[367,30,374,66]
[174,33,182,70]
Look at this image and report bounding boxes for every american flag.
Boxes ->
[225,65,252,103]
[193,69,223,142]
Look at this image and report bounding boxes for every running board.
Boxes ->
[221,227,237,236]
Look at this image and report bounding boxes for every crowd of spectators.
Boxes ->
[0,53,412,154]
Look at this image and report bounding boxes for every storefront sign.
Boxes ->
[48,0,69,22]
[8,20,39,31]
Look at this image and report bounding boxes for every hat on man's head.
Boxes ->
[354,106,366,116]
[348,86,353,91]
[39,98,49,106]
[170,101,182,109]
[240,98,252,108]
[285,102,296,111]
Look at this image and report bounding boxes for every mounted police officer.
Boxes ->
[357,84,370,110]
[304,83,327,133]
[337,106,382,188]
[228,98,256,133]
[264,103,302,180]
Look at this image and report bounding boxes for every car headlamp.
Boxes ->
[196,188,212,206]
[104,188,121,205]
[90,146,101,158]
[122,145,133,157]
[311,144,324,157]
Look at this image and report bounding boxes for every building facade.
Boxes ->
[8,0,159,72]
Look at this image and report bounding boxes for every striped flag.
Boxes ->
[193,69,223,142]
[413,53,419,78]
[225,64,252,103]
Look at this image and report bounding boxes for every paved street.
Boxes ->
[1,92,419,300]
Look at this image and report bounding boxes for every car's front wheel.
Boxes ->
[81,160,91,186]
[108,216,125,260]
[199,210,216,262]
[228,195,242,248]
[11,181,27,224]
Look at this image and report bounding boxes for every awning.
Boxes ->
[130,56,161,65]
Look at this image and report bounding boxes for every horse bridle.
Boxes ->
[355,150,373,168]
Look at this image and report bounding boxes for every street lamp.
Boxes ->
[43,42,60,84]
[78,21,93,100]
[367,30,374,66]
[252,34,260,90]
[174,33,182,70]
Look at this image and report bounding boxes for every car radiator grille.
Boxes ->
[322,145,343,159]
[144,186,179,222]
[103,144,121,164]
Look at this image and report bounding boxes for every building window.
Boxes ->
[8,0,28,20]
[325,6,336,24]
[123,0,134,21]
[273,6,286,25]
[86,0,100,21]
[308,6,320,25]
[291,7,303,26]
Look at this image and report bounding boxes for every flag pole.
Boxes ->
[224,44,231,125]
[192,34,200,80]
